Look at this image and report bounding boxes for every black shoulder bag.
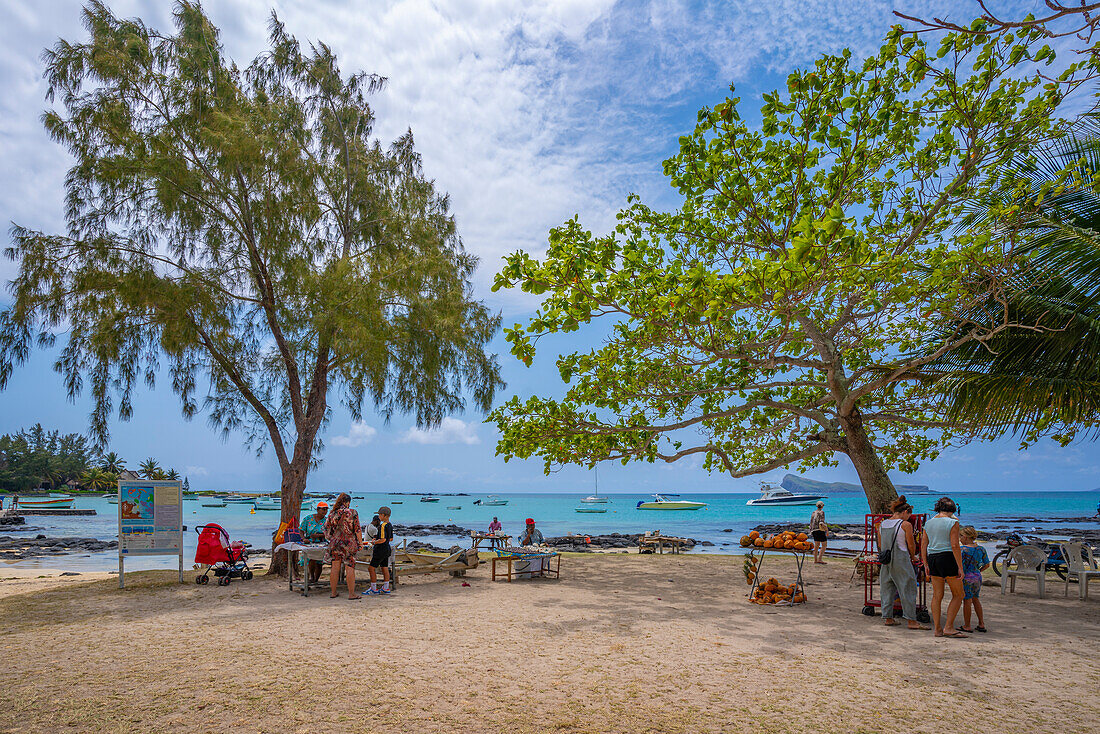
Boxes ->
[878,522,902,565]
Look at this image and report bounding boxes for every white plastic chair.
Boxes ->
[1057,542,1100,601]
[1001,545,1048,599]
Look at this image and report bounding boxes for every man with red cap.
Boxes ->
[519,517,544,546]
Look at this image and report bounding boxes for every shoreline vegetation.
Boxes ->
[1,554,1097,733]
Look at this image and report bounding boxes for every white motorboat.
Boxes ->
[481,495,508,506]
[253,497,281,510]
[636,494,707,511]
[224,495,255,504]
[201,500,227,508]
[17,494,76,509]
[420,496,441,503]
[745,482,823,506]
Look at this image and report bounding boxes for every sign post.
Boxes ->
[117,479,184,588]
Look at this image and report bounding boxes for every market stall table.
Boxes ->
[470,531,512,551]
[746,547,808,605]
[274,542,328,596]
[491,547,560,582]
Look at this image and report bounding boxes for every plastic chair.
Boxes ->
[1001,545,1048,599]
[1057,542,1100,601]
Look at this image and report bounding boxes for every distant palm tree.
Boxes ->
[138,458,162,479]
[165,468,180,481]
[80,467,113,492]
[100,452,126,474]
[918,118,1100,437]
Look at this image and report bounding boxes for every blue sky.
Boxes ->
[0,0,1096,495]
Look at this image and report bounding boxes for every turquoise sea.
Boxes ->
[4,490,1098,572]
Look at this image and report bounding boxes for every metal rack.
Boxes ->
[857,513,930,622]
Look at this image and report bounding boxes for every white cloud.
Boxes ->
[330,422,378,448]
[185,465,209,476]
[401,417,480,445]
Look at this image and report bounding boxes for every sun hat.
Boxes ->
[525,518,535,525]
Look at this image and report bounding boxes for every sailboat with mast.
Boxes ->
[579,466,609,504]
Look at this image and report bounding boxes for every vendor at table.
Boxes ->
[300,501,328,583]
[488,517,502,533]
[518,518,543,546]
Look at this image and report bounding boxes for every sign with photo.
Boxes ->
[118,479,183,587]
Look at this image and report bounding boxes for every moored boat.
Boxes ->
[253,497,281,510]
[636,494,707,511]
[745,482,823,507]
[17,495,76,509]
[575,506,607,513]
[420,496,440,503]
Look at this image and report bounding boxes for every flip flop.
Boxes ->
[940,631,968,638]
[908,624,932,630]
[960,627,974,633]
[975,626,987,633]
[347,595,363,601]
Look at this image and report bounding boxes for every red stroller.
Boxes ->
[195,523,253,586]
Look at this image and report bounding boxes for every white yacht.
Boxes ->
[745,482,823,506]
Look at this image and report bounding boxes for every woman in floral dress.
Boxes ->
[325,493,362,600]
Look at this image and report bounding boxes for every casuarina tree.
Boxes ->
[490,26,1086,512]
[0,1,502,570]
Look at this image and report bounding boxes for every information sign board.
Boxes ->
[117,479,183,587]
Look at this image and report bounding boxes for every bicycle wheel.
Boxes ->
[991,549,1008,577]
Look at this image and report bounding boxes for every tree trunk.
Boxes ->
[839,408,898,514]
[266,457,310,577]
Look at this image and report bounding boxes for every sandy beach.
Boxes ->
[1,553,1098,733]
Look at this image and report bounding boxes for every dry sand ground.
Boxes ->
[1,553,1098,734]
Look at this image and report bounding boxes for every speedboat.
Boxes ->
[746,482,823,506]
[575,506,607,513]
[17,494,76,509]
[636,494,707,511]
[253,496,281,510]
[481,495,508,506]
[420,496,441,503]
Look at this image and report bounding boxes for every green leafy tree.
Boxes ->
[918,119,1100,438]
[165,468,181,481]
[0,2,501,567]
[138,458,162,480]
[490,27,1085,512]
[100,452,126,474]
[0,424,94,491]
[80,466,114,492]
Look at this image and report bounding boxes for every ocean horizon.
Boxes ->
[4,489,1098,572]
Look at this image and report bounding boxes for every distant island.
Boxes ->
[780,474,929,495]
